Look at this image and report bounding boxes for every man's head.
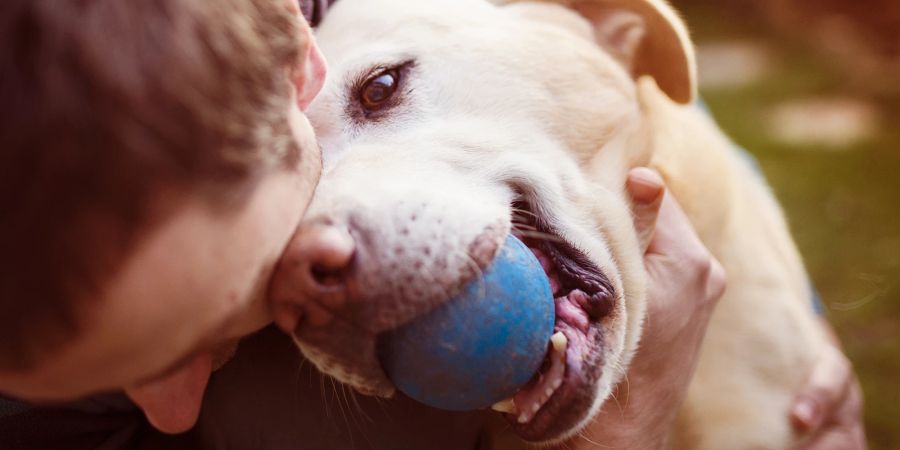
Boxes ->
[0,0,325,432]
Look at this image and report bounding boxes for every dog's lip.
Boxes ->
[501,238,612,440]
[504,203,616,441]
[507,319,605,440]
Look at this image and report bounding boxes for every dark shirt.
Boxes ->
[0,327,493,450]
[0,393,154,450]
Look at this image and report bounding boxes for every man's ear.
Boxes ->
[500,0,696,104]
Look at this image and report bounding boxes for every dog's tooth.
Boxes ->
[491,398,517,414]
[545,387,554,397]
[553,378,562,389]
[550,331,568,353]
[531,403,540,413]
[518,413,530,424]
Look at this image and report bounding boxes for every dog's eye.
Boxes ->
[360,69,399,111]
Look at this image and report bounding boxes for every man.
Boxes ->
[0,0,325,436]
[0,0,863,448]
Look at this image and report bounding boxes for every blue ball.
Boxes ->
[380,235,555,411]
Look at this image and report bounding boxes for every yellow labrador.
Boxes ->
[286,0,829,447]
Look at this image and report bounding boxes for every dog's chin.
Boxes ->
[496,201,621,442]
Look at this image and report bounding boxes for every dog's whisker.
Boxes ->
[509,222,537,231]
[510,214,536,222]
[348,388,374,424]
[460,249,485,277]
[577,431,611,448]
[344,386,379,450]
[461,252,489,300]
[341,385,363,429]
[338,382,352,419]
[510,222,539,232]
[511,230,567,243]
[372,395,392,418]
[511,208,536,216]
[341,383,371,449]
[329,376,341,412]
[293,359,313,415]
[608,380,626,415]
[340,385,357,428]
[620,374,632,410]
[318,372,333,421]
[331,378,356,450]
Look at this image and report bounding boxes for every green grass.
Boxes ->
[683,7,900,449]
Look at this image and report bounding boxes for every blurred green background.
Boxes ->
[678,1,899,448]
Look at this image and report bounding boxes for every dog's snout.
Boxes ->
[268,158,515,397]
[270,223,356,333]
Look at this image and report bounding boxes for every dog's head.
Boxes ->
[270,0,695,442]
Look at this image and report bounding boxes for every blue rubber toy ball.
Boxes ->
[379,235,555,411]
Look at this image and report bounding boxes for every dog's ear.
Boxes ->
[501,0,696,104]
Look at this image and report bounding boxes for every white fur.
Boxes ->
[302,0,828,447]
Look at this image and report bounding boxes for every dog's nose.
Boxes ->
[270,223,356,333]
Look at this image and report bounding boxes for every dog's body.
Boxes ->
[287,0,829,447]
[638,90,824,449]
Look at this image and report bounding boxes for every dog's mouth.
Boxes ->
[494,200,617,441]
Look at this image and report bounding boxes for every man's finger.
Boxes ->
[645,185,705,259]
[626,167,665,254]
[795,380,866,450]
[791,347,853,433]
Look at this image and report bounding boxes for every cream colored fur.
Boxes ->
[303,0,828,447]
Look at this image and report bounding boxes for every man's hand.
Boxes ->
[567,167,726,449]
[563,168,866,449]
[791,321,867,449]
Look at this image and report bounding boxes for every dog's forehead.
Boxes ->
[311,0,639,166]
[317,0,507,60]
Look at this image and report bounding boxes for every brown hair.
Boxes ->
[0,0,305,370]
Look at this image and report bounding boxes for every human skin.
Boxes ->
[791,322,867,449]
[0,4,327,435]
[564,167,727,449]
[558,168,865,450]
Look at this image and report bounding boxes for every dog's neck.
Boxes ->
[638,79,739,248]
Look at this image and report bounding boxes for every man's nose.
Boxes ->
[270,223,356,333]
[125,353,212,435]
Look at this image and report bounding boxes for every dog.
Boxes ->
[274,0,831,447]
